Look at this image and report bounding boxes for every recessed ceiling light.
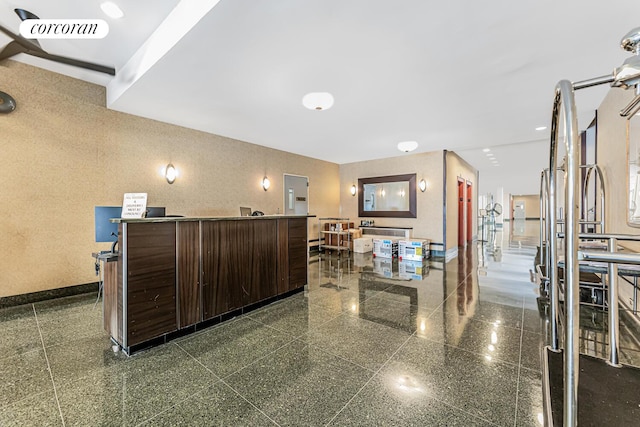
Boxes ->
[535,126,547,131]
[397,141,418,153]
[302,92,334,111]
[482,148,491,152]
[101,2,124,19]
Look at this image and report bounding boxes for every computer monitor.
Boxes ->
[95,206,121,242]
[240,207,252,217]
[146,206,166,218]
[95,206,166,242]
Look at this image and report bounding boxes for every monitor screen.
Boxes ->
[146,206,166,218]
[95,206,120,243]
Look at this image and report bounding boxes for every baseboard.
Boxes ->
[0,282,99,309]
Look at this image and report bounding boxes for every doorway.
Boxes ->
[283,174,309,215]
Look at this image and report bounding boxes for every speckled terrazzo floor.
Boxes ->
[3,224,640,426]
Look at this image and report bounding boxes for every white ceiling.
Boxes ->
[1,0,639,192]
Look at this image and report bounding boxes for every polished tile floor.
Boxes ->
[2,222,638,426]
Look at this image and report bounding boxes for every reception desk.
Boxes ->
[103,215,312,354]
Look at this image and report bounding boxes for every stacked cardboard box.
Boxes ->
[373,238,399,258]
[353,237,373,253]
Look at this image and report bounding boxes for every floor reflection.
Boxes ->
[4,227,556,426]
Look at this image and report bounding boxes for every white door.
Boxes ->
[284,174,309,215]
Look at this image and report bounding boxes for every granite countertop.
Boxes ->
[110,214,316,223]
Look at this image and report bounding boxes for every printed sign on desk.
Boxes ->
[121,193,148,218]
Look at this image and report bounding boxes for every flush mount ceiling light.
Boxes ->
[535,126,548,131]
[397,141,418,153]
[262,176,271,191]
[302,92,334,111]
[101,1,124,19]
[482,148,491,152]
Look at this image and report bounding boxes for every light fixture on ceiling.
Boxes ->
[350,184,357,196]
[161,163,178,184]
[482,148,491,152]
[487,153,494,157]
[397,141,418,153]
[101,1,124,19]
[262,176,271,191]
[419,179,427,192]
[535,126,547,131]
[302,92,334,111]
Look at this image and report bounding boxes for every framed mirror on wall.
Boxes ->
[358,173,417,218]
[628,115,640,226]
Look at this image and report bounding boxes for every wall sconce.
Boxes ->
[350,184,357,196]
[419,179,427,192]
[161,163,178,184]
[0,91,17,114]
[262,176,271,191]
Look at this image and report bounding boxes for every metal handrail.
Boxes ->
[581,164,606,233]
[579,249,640,264]
[548,80,581,427]
[557,232,640,241]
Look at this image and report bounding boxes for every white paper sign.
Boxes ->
[121,193,148,218]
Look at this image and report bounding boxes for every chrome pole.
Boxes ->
[608,237,620,366]
[555,79,580,427]
[581,166,590,233]
[572,74,615,90]
[548,99,560,352]
[540,170,547,265]
[595,165,606,234]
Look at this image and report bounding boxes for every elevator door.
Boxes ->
[284,174,309,215]
[466,181,473,243]
[458,179,465,247]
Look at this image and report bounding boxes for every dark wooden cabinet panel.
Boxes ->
[202,220,279,318]
[201,221,223,320]
[117,224,124,344]
[177,221,201,328]
[244,220,278,304]
[103,259,118,339]
[125,222,177,346]
[288,218,308,290]
[277,219,290,294]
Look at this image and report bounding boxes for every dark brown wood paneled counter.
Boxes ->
[103,215,312,354]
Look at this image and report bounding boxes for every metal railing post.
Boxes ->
[608,237,620,366]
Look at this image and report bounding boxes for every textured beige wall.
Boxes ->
[596,87,638,241]
[1,61,339,297]
[596,86,640,311]
[339,151,444,243]
[445,151,478,252]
